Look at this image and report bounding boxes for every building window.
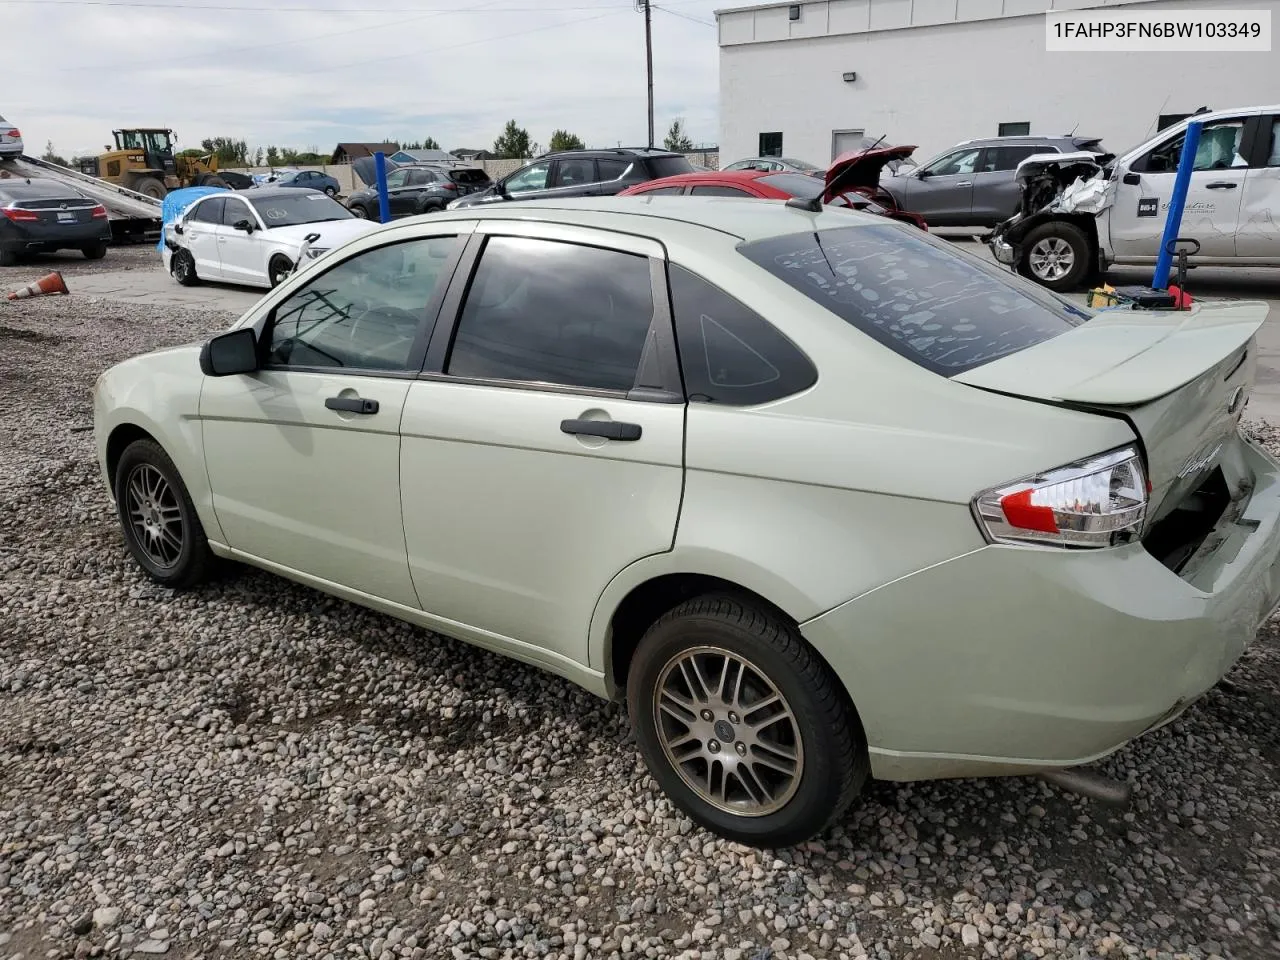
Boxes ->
[759,132,783,157]
[788,4,801,20]
[998,122,1030,137]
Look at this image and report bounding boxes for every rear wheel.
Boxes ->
[268,254,293,288]
[627,595,868,848]
[170,249,198,286]
[82,242,108,260]
[349,204,369,219]
[0,247,18,267]
[113,439,214,589]
[130,176,167,200]
[197,174,229,189]
[324,185,338,198]
[1018,221,1091,292]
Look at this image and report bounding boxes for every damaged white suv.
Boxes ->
[990,105,1280,291]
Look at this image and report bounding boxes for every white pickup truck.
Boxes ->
[989,105,1280,291]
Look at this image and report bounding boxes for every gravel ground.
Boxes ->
[2,289,1280,960]
[2,243,157,284]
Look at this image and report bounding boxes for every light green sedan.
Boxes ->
[93,196,1280,848]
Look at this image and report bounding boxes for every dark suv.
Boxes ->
[346,164,492,219]
[449,148,694,210]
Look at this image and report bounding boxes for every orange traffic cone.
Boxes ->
[7,271,69,300]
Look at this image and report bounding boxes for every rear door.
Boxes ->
[398,222,686,666]
[594,158,633,196]
[1109,111,1261,261]
[184,197,225,279]
[1236,113,1280,261]
[545,156,600,198]
[971,144,1046,225]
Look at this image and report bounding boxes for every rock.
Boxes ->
[962,924,981,947]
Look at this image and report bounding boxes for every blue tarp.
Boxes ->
[156,186,228,251]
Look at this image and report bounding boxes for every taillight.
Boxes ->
[441,182,458,191]
[7,128,20,139]
[2,205,39,222]
[973,446,1148,549]
[91,204,108,219]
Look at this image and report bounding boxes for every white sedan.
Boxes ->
[162,187,379,289]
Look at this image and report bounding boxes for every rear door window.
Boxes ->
[668,265,816,405]
[596,159,631,182]
[647,156,695,179]
[738,223,1086,376]
[554,158,596,188]
[638,186,685,195]
[194,198,225,223]
[980,145,1044,172]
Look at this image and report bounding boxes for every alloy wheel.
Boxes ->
[125,464,184,569]
[653,645,804,817]
[1028,237,1075,282]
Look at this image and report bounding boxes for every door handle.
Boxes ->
[1206,181,1237,190]
[325,396,379,415]
[955,182,972,187]
[560,418,641,441]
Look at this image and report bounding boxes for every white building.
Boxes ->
[717,0,1280,168]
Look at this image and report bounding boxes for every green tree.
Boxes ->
[41,141,69,167]
[493,120,531,160]
[265,146,281,167]
[423,136,441,150]
[253,146,265,166]
[200,136,249,166]
[663,118,693,153]
[548,130,584,152]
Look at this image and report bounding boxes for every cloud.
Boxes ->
[5,0,722,160]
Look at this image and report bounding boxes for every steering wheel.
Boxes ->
[345,300,422,364]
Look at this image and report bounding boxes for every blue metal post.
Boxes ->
[1152,120,1201,290]
[374,151,391,224]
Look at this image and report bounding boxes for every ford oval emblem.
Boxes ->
[1228,386,1246,416]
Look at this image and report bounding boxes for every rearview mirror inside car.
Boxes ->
[233,219,255,233]
[199,328,259,377]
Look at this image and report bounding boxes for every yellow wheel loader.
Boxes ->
[79,129,229,198]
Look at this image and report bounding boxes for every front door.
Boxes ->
[1109,113,1259,261]
[184,196,225,280]
[399,224,686,666]
[216,196,265,285]
[897,146,980,226]
[200,231,470,606]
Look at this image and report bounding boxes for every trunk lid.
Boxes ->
[447,168,490,194]
[955,300,1269,522]
[825,145,917,198]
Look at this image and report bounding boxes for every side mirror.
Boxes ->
[917,169,931,179]
[234,219,255,233]
[173,223,184,235]
[199,327,259,377]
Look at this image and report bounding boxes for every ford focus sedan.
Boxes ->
[94,197,1280,847]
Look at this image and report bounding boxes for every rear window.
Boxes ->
[646,156,695,179]
[739,223,1087,376]
[759,173,823,199]
[449,169,490,184]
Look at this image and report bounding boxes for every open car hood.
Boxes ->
[351,155,403,187]
[1012,150,1106,183]
[824,146,917,199]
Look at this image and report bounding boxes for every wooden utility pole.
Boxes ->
[642,0,654,148]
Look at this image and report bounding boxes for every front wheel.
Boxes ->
[268,254,293,288]
[627,595,868,848]
[1017,221,1092,292]
[113,439,214,589]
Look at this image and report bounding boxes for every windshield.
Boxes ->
[739,223,1091,377]
[143,131,172,156]
[250,193,353,227]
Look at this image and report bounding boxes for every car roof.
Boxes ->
[429,194,885,242]
[537,148,684,160]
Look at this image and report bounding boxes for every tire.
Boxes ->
[416,200,444,216]
[82,242,108,260]
[131,176,167,200]
[1017,221,1092,293]
[113,439,214,589]
[627,594,868,848]
[324,186,338,198]
[349,204,369,219]
[198,174,229,189]
[268,254,293,288]
[0,247,17,267]
[170,249,198,286]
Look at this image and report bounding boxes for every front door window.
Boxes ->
[504,161,551,194]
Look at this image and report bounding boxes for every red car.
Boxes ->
[619,147,928,231]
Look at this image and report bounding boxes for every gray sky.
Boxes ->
[4,0,723,161]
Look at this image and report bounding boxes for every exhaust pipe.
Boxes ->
[1038,767,1133,807]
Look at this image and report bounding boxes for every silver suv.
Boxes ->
[880,135,1106,228]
